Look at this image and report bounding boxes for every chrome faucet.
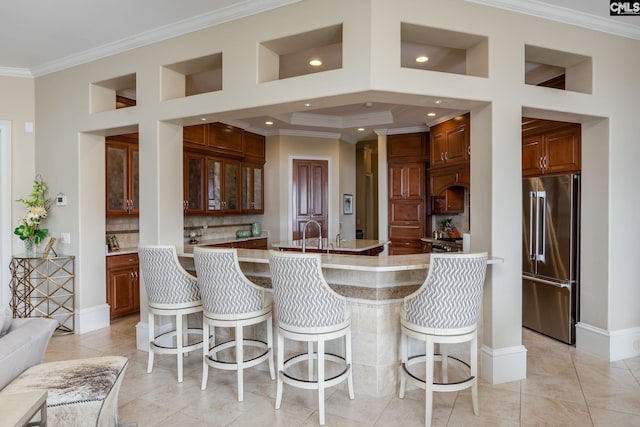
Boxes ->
[302,219,322,253]
[335,222,343,247]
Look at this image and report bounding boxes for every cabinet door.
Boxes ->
[444,122,469,165]
[106,143,128,215]
[183,124,207,147]
[243,131,266,162]
[404,163,424,199]
[207,158,223,212]
[430,129,447,168]
[224,159,240,213]
[544,126,580,174]
[184,153,205,214]
[130,147,139,214]
[107,266,137,319]
[241,163,264,213]
[209,123,244,155]
[522,134,544,177]
[388,133,427,159]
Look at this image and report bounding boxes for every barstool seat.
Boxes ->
[138,245,203,383]
[398,252,488,427]
[194,247,275,402]
[268,250,354,426]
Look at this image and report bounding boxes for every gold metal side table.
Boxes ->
[9,255,75,334]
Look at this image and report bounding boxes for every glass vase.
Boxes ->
[24,239,35,257]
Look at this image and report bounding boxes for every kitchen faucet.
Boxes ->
[302,219,322,253]
[335,223,343,247]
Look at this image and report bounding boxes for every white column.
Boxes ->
[375,129,388,253]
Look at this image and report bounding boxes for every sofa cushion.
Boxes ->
[0,317,58,390]
[0,307,12,337]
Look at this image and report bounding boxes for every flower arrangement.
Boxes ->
[14,177,50,247]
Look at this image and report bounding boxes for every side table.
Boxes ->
[9,255,75,334]
[0,390,47,427]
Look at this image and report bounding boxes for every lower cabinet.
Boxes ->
[206,237,268,250]
[106,254,140,320]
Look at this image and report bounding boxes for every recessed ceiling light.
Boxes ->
[416,56,429,63]
[434,100,443,104]
[265,121,274,125]
[427,112,436,117]
[304,103,312,107]
[309,59,322,66]
[357,128,365,131]
[200,118,207,121]
[364,102,374,108]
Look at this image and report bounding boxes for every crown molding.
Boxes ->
[0,67,33,78]
[29,0,302,77]
[466,0,640,40]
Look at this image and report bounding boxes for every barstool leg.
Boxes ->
[308,341,314,381]
[441,343,449,384]
[346,329,354,399]
[425,336,435,427]
[471,332,479,415]
[317,338,325,426]
[147,311,155,374]
[201,321,209,390]
[236,325,244,402]
[275,332,284,410]
[267,317,275,380]
[176,313,184,383]
[399,331,407,398]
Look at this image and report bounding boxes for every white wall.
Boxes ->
[21,0,640,379]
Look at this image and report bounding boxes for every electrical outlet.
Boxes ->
[61,233,71,244]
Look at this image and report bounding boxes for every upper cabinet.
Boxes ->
[387,132,429,160]
[106,133,139,217]
[522,118,581,177]
[429,113,470,169]
[183,123,265,215]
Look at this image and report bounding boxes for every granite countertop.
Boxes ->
[106,235,267,256]
[106,247,138,257]
[420,237,463,248]
[272,239,389,253]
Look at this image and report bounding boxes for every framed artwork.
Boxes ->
[343,194,353,215]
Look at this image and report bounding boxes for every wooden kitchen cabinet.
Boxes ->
[429,113,470,169]
[106,253,140,320]
[388,161,426,255]
[389,163,424,200]
[241,162,264,214]
[207,237,268,250]
[106,134,139,217]
[243,130,266,163]
[183,152,206,214]
[208,122,244,156]
[206,157,240,214]
[388,132,429,160]
[431,187,465,214]
[522,118,581,177]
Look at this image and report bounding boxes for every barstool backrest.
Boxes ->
[193,247,264,315]
[138,245,200,306]
[404,252,488,331]
[268,251,348,331]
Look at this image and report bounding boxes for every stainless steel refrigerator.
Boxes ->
[522,173,580,344]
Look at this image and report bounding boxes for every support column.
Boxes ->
[375,129,388,254]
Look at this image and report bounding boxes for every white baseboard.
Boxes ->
[576,322,640,361]
[480,344,527,384]
[75,303,110,334]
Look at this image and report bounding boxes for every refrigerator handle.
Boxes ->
[529,191,535,260]
[537,191,546,262]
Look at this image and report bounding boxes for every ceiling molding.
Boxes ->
[466,0,640,40]
[0,67,33,78]
[29,0,302,77]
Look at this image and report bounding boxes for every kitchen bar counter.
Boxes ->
[272,239,388,256]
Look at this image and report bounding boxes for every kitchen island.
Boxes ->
[178,247,501,397]
[272,238,388,256]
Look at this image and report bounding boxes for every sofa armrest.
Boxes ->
[0,318,57,390]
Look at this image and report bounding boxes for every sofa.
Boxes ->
[0,311,128,426]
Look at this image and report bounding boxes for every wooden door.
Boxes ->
[292,159,328,240]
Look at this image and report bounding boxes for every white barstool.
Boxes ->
[268,250,354,426]
[138,245,203,383]
[399,252,488,427]
[193,247,275,401]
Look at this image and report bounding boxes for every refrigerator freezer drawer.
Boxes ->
[522,275,575,344]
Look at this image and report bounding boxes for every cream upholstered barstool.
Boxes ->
[138,245,203,383]
[399,252,488,427]
[268,250,354,426]
[193,247,275,401]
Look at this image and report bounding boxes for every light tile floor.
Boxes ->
[43,315,640,426]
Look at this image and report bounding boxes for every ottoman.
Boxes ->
[3,356,128,427]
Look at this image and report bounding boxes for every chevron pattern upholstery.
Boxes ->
[138,246,200,305]
[404,253,488,329]
[269,251,348,329]
[193,247,263,314]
